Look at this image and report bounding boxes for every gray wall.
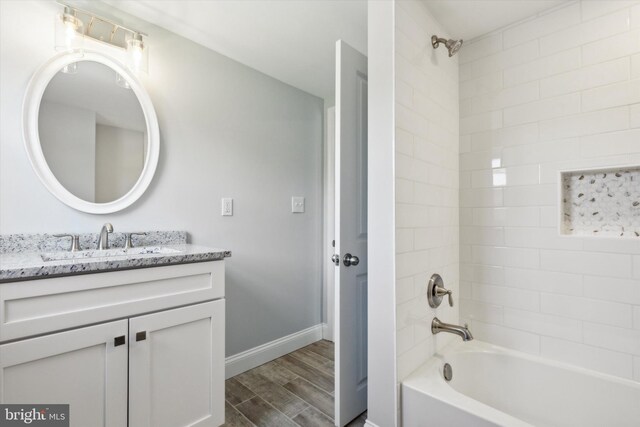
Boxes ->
[39,101,96,201]
[0,0,324,357]
[95,124,145,203]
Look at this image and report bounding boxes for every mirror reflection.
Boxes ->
[38,61,146,203]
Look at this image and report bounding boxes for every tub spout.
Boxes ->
[432,317,474,341]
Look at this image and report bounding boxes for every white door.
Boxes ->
[334,40,368,427]
[128,300,225,427]
[0,320,128,427]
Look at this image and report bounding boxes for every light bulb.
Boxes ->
[55,7,83,52]
[64,23,76,49]
[126,33,148,74]
[131,45,143,72]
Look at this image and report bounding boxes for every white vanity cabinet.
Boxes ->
[0,260,225,427]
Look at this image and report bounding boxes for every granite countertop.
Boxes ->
[0,231,230,283]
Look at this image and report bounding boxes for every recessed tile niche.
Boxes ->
[562,167,640,237]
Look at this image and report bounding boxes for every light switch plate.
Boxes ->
[222,198,233,216]
[292,197,305,213]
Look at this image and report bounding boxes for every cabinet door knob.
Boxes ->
[114,335,126,346]
[136,331,147,341]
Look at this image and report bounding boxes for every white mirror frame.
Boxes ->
[22,51,160,214]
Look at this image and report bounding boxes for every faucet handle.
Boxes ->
[54,234,81,252]
[436,287,454,307]
[124,232,147,249]
[428,273,454,308]
[436,288,453,307]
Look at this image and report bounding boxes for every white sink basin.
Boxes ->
[41,246,182,262]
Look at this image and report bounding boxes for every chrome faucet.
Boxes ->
[432,317,473,341]
[97,223,114,250]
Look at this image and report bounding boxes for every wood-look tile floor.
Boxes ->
[224,340,367,427]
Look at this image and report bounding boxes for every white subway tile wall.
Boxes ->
[395,0,460,381]
[459,0,640,381]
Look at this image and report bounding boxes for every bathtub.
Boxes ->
[401,340,640,427]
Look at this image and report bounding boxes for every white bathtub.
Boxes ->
[402,340,640,427]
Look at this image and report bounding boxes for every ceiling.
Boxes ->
[423,0,569,41]
[96,0,367,101]
[74,1,568,101]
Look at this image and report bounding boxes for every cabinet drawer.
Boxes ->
[0,261,224,342]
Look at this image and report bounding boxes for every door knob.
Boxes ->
[331,254,340,266]
[343,253,359,267]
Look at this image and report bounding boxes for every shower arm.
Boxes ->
[431,36,448,48]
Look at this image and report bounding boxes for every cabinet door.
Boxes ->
[129,300,225,427]
[0,320,128,427]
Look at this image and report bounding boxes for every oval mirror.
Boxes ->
[23,52,159,214]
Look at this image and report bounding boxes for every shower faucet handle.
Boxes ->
[442,288,454,307]
[438,287,453,307]
[427,273,454,308]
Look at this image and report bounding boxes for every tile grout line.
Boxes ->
[304,341,335,359]
[231,394,257,408]
[248,394,299,426]
[291,405,336,427]
[284,352,335,379]
[290,346,333,365]
[278,356,334,389]
[225,400,258,427]
[284,375,335,421]
[287,405,313,424]
[287,353,334,375]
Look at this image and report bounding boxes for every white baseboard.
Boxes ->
[225,324,323,379]
[322,322,334,341]
[364,421,380,427]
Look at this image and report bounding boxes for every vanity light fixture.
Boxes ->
[55,3,149,75]
[55,6,84,53]
[126,33,148,74]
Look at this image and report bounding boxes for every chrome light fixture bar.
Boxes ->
[55,2,149,74]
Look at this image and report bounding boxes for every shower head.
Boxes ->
[431,35,463,57]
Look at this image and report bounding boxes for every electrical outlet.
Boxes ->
[292,197,305,213]
[222,198,233,216]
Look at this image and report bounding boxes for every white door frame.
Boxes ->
[365,1,397,427]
